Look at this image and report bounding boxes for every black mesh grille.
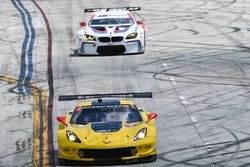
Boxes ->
[98,36,123,43]
[79,147,136,158]
[98,37,110,43]
[97,45,126,55]
[112,36,123,42]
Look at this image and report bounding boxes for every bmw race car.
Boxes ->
[57,92,157,165]
[76,7,145,55]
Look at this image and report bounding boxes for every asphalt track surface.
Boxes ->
[0,0,250,167]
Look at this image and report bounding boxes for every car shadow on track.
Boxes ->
[69,49,144,57]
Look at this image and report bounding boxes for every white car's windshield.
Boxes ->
[90,18,134,25]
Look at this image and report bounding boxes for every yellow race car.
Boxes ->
[57,92,157,165]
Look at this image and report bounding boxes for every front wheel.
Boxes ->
[58,158,69,166]
[73,49,80,56]
[140,154,157,163]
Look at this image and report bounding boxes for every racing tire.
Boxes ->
[140,154,157,163]
[74,49,80,56]
[58,158,69,166]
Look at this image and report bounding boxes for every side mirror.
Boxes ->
[146,113,157,123]
[136,20,144,25]
[80,21,86,27]
[57,116,68,126]
[136,20,145,29]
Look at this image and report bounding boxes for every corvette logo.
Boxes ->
[102,134,111,144]
[103,140,111,144]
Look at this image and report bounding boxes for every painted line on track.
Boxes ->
[190,116,199,126]
[18,0,36,93]
[11,0,49,166]
[31,0,55,166]
[0,75,48,166]
[11,0,35,94]
[169,76,177,85]
[10,0,49,166]
[179,95,188,104]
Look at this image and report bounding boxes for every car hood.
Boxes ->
[70,122,145,146]
[83,24,137,36]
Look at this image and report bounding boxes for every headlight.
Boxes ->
[133,128,147,141]
[126,32,137,39]
[66,130,81,143]
[84,34,96,41]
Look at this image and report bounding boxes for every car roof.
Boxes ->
[77,99,135,107]
[91,11,132,20]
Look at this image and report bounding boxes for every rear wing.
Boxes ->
[84,7,140,13]
[59,92,152,101]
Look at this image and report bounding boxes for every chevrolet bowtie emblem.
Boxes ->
[103,140,111,144]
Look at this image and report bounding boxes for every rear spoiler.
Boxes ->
[84,7,140,13]
[59,92,152,101]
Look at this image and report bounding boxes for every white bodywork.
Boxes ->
[77,10,145,55]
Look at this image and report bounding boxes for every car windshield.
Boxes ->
[90,18,134,25]
[70,105,142,125]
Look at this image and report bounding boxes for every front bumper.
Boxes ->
[59,155,156,165]
[58,141,156,162]
[78,38,144,55]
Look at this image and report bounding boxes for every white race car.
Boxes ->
[76,7,145,55]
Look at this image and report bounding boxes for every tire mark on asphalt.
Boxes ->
[31,0,55,166]
[158,126,249,167]
[146,28,217,167]
[130,0,249,166]
[153,72,250,87]
[10,0,47,166]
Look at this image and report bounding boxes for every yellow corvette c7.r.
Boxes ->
[57,92,157,165]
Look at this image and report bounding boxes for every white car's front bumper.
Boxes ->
[78,38,144,55]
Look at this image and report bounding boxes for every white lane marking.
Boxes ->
[154,48,158,51]
[205,142,213,152]
[190,116,199,125]
[179,95,188,104]
[162,63,168,69]
[179,95,185,100]
[169,76,177,85]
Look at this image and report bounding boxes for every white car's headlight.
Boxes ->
[66,130,81,143]
[133,128,147,141]
[126,32,138,39]
[84,34,96,41]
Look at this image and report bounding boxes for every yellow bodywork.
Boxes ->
[57,99,157,162]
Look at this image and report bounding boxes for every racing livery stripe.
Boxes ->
[90,13,96,20]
